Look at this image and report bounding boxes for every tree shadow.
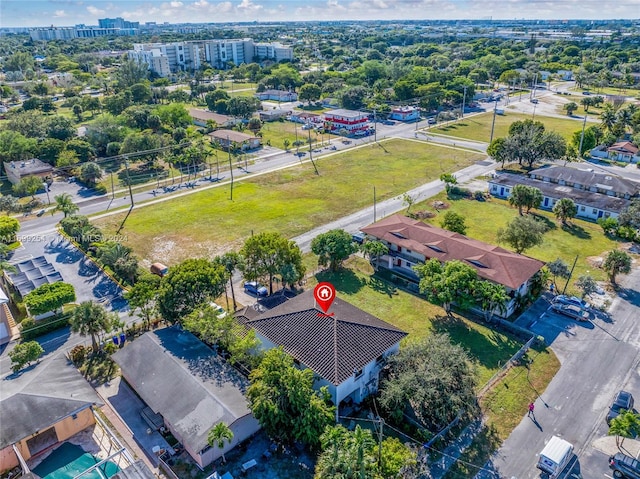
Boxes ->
[315,269,366,295]
[529,213,557,231]
[616,286,640,307]
[367,275,397,298]
[561,222,591,239]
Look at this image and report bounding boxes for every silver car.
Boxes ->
[551,303,589,321]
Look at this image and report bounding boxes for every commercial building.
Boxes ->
[29,22,138,41]
[322,109,370,134]
[3,159,53,186]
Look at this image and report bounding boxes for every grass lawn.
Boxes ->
[415,191,621,294]
[95,139,483,263]
[431,112,586,142]
[259,120,338,150]
[310,257,523,387]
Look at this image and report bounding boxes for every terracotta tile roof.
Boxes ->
[361,214,544,290]
[608,141,639,155]
[245,290,407,385]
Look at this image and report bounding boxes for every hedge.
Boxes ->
[24,282,76,316]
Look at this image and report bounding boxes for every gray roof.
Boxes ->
[490,173,631,213]
[0,354,101,449]
[3,159,53,177]
[112,328,252,455]
[324,109,368,118]
[528,165,640,197]
[245,291,407,385]
[111,461,156,479]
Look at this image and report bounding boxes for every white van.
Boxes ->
[537,436,574,478]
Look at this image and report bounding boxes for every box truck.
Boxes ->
[537,436,574,478]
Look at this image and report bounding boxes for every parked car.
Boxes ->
[427,117,437,124]
[530,98,539,104]
[244,281,268,297]
[609,452,640,478]
[150,262,169,277]
[553,295,588,309]
[550,303,589,321]
[607,391,635,425]
[382,120,395,126]
[209,302,227,319]
[352,232,365,244]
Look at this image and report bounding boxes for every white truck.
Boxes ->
[536,436,574,478]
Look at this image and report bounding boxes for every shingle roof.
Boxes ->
[529,165,640,197]
[0,354,101,449]
[490,173,631,212]
[112,328,252,455]
[361,214,544,290]
[245,291,407,385]
[189,108,233,124]
[208,129,258,143]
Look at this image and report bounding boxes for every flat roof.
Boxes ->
[540,436,573,463]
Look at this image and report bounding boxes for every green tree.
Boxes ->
[618,199,640,229]
[440,211,467,235]
[115,59,149,88]
[602,250,632,285]
[299,83,322,104]
[207,423,234,464]
[9,341,44,373]
[73,104,84,121]
[379,334,477,429]
[214,252,243,310]
[402,193,416,213]
[56,149,80,168]
[553,198,577,225]
[52,193,79,218]
[0,216,20,243]
[496,215,547,254]
[564,102,579,116]
[0,130,37,162]
[247,348,335,448]
[46,116,76,141]
[0,195,20,214]
[575,274,598,299]
[78,162,103,186]
[69,301,115,351]
[155,103,192,129]
[439,173,457,192]
[311,229,358,272]
[13,176,43,200]
[609,410,640,451]
[547,258,571,291]
[314,425,378,479]
[473,280,509,322]
[24,282,76,316]
[413,259,478,315]
[158,258,227,323]
[508,184,542,216]
[499,120,566,169]
[241,232,305,294]
[361,240,388,271]
[597,217,619,235]
[124,273,160,329]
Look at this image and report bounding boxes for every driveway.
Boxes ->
[476,268,640,479]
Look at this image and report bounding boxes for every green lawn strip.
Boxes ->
[95,140,482,263]
[443,347,560,479]
[431,112,586,142]
[309,257,522,387]
[415,192,619,292]
[259,120,338,150]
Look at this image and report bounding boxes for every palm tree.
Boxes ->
[609,410,640,451]
[215,252,243,310]
[361,240,388,271]
[53,193,79,218]
[600,105,617,133]
[69,301,115,351]
[207,422,234,463]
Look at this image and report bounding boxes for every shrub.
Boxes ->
[9,341,44,373]
[474,190,486,201]
[69,344,88,365]
[24,282,76,316]
[20,314,71,341]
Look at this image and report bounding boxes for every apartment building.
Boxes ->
[30,24,138,41]
[129,39,293,76]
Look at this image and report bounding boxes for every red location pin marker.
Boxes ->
[314,282,336,314]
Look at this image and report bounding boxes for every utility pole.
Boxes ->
[227,136,234,200]
[373,109,377,143]
[373,186,377,223]
[461,86,467,119]
[294,121,299,156]
[489,100,498,144]
[308,128,319,175]
[110,172,115,200]
[578,114,588,158]
[124,159,134,207]
[563,255,579,295]
[531,72,538,99]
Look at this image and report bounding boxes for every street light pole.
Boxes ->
[461,86,467,119]
[489,100,498,144]
[227,135,233,200]
[578,114,588,159]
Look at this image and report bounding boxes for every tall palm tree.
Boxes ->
[53,193,79,218]
[207,422,234,463]
[69,301,115,351]
[609,410,640,451]
[215,252,242,310]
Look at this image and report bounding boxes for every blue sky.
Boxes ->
[2,0,639,27]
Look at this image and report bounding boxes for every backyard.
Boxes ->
[95,139,483,263]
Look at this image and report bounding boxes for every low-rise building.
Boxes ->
[112,328,260,468]
[361,214,545,317]
[189,109,236,128]
[488,165,640,220]
[3,159,53,186]
[389,106,419,122]
[322,109,370,134]
[237,290,407,408]
[255,90,298,102]
[208,129,261,151]
[591,141,640,163]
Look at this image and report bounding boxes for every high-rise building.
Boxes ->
[98,17,140,29]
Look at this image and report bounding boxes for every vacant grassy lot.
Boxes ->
[415,191,620,293]
[95,140,483,263]
[259,120,338,150]
[431,112,585,142]
[312,257,523,387]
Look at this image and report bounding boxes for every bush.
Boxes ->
[24,282,76,316]
[9,341,44,372]
[20,313,71,341]
[616,225,637,242]
[95,184,108,195]
[69,344,88,365]
[474,191,486,201]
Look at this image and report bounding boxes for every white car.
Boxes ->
[551,303,589,321]
[210,302,227,319]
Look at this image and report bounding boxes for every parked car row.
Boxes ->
[550,295,590,321]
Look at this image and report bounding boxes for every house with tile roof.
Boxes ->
[361,214,545,318]
[112,327,260,468]
[237,290,407,407]
[208,129,261,151]
[591,141,640,163]
[489,165,640,220]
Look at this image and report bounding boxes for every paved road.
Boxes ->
[475,267,640,479]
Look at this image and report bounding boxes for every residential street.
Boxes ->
[475,268,640,479]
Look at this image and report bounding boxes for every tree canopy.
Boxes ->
[414,259,478,315]
[496,215,547,253]
[379,334,477,429]
[311,229,358,272]
[508,184,542,216]
[69,301,115,351]
[489,120,566,168]
[24,282,76,316]
[247,348,335,448]
[602,250,632,284]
